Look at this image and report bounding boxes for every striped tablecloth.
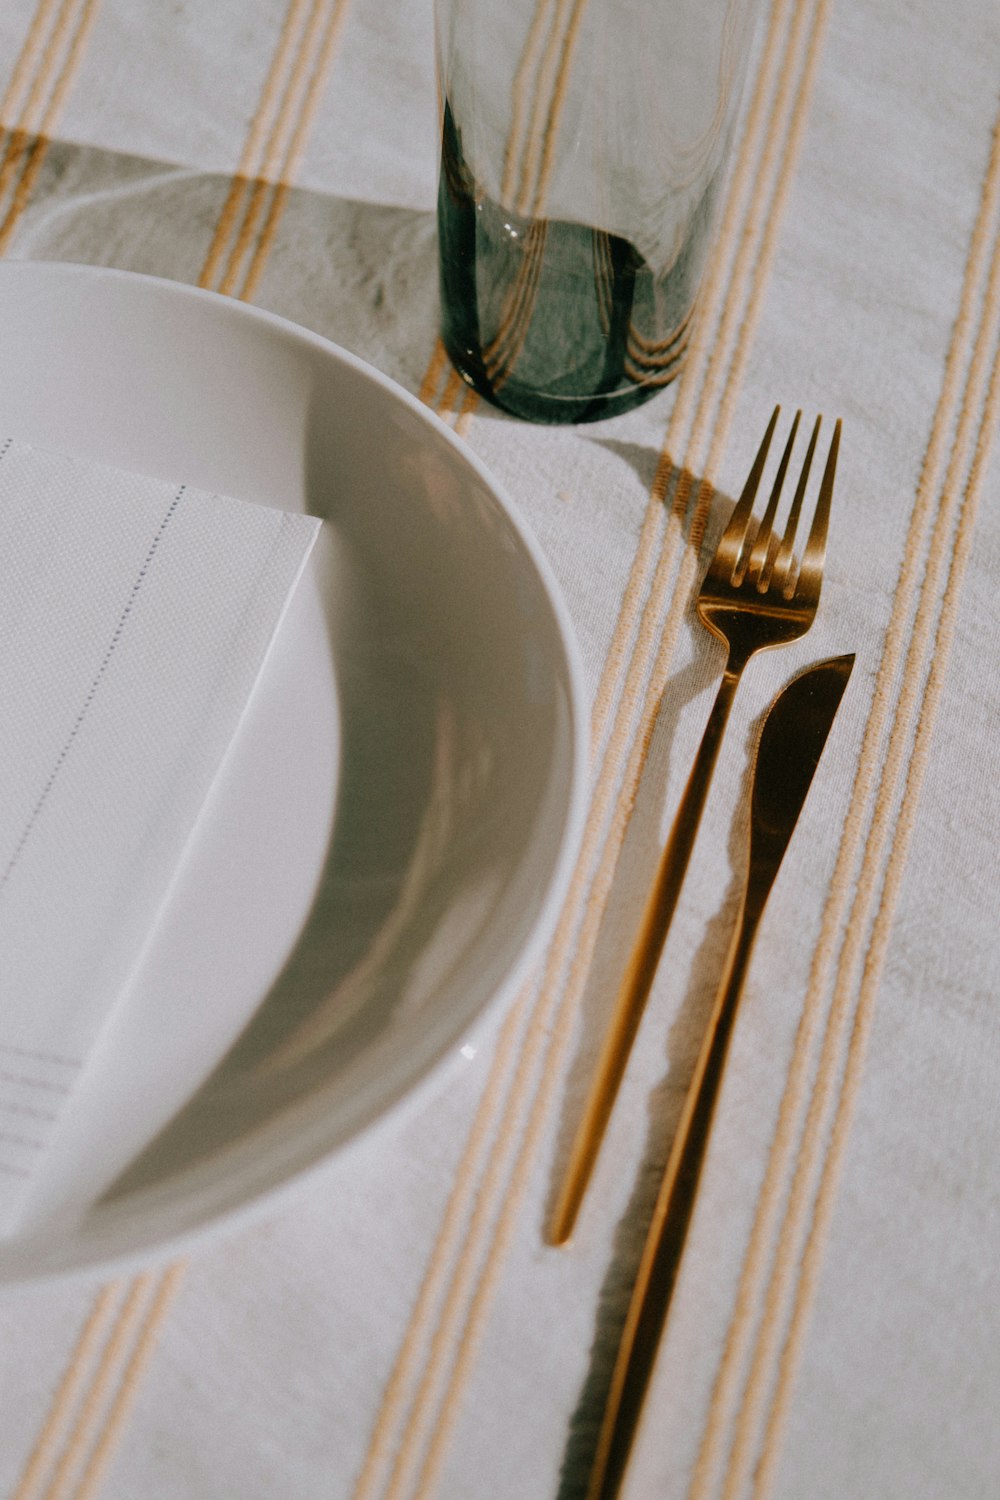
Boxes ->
[2,2,999,1498]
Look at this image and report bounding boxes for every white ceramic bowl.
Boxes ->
[0,261,587,1282]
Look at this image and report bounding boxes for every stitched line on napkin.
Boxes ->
[0,487,184,895]
[0,1042,78,1067]
[0,1099,56,1122]
[702,110,1000,1500]
[347,3,833,1497]
[0,1070,68,1095]
[0,1038,80,1178]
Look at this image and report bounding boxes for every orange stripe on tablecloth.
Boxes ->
[512,0,576,218]
[348,996,530,1500]
[417,340,451,407]
[587,0,795,765]
[687,98,1000,1500]
[528,0,589,218]
[24,1277,156,1500]
[481,220,547,388]
[201,0,351,300]
[198,0,315,290]
[552,0,819,993]
[353,0,797,1464]
[500,0,556,206]
[203,0,330,295]
[9,1285,121,1500]
[0,0,102,255]
[438,363,470,424]
[448,0,581,412]
[0,0,79,138]
[67,1265,186,1500]
[0,0,103,254]
[0,0,63,126]
[219,0,345,300]
[417,341,477,423]
[725,110,1000,1500]
[451,381,480,439]
[474,0,584,388]
[342,3,821,1496]
[234,0,354,304]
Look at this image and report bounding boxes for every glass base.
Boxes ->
[441,334,680,424]
[436,100,710,427]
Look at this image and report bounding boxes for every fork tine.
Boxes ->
[771,414,820,592]
[789,417,839,600]
[716,404,780,565]
[741,409,800,587]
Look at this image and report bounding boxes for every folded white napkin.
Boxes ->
[0,438,320,1229]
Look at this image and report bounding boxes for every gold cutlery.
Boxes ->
[550,406,840,1246]
[585,652,854,1500]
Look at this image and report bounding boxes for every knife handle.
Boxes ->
[585,897,762,1500]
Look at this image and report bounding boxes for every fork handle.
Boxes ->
[585,891,763,1500]
[549,662,744,1245]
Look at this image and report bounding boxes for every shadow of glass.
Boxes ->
[585,436,678,493]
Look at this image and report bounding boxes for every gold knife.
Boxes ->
[585,652,854,1500]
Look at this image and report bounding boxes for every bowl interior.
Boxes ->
[0,263,585,1281]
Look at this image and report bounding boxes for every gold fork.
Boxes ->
[549,406,839,1245]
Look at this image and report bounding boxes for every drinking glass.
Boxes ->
[435,0,761,423]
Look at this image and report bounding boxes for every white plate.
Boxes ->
[0,261,587,1283]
